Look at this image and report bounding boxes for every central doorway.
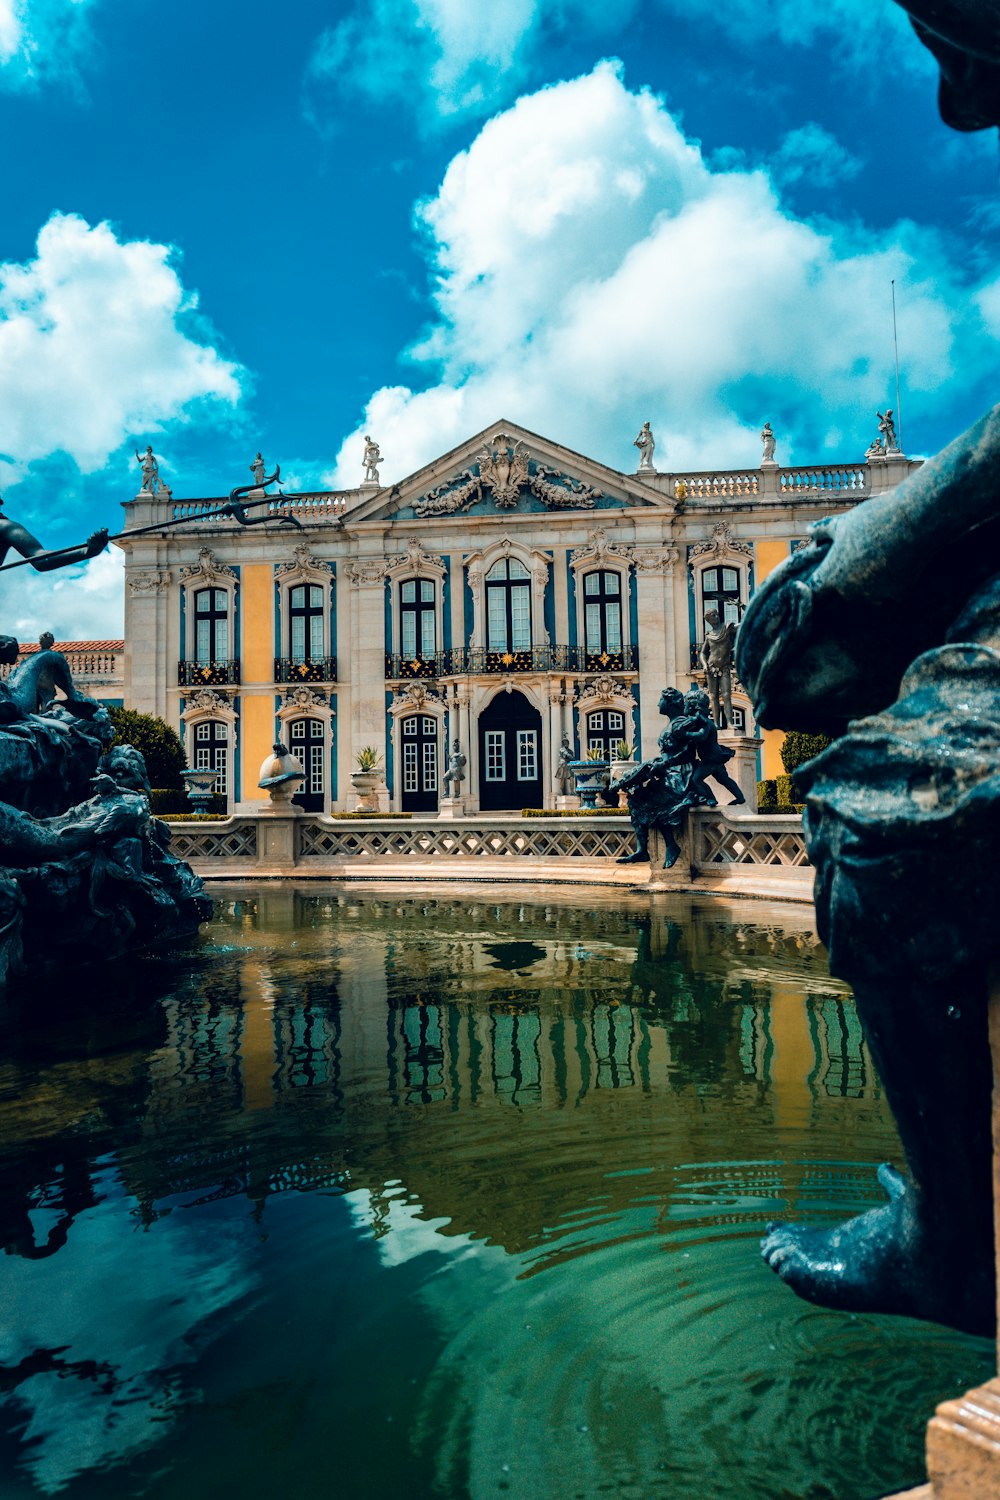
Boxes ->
[477,689,543,811]
[400,713,439,812]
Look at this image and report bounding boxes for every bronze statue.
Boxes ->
[0,495,107,574]
[615,688,714,867]
[736,1,1000,1337]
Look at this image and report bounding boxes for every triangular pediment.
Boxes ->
[347,419,672,525]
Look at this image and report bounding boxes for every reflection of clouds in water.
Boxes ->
[0,1192,256,1495]
[345,1185,488,1271]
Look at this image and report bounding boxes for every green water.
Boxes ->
[0,885,991,1499]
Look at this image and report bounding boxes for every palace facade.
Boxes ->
[118,420,918,812]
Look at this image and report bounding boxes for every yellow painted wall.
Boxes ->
[240,565,275,802]
[753,541,791,779]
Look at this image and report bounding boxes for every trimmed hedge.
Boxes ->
[757,779,805,814]
[522,807,629,818]
[150,788,227,816]
[780,730,831,776]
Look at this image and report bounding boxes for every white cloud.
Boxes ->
[6,545,124,641]
[328,62,997,485]
[770,123,863,189]
[0,0,100,90]
[0,213,243,486]
[307,0,920,127]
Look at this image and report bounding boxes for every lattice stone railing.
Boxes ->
[692,811,808,873]
[167,822,259,861]
[298,819,635,861]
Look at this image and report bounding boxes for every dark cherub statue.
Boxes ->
[615,687,714,867]
[735,1,1000,1338]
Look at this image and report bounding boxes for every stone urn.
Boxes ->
[567,757,609,811]
[180,766,219,812]
[351,748,385,813]
[608,751,636,809]
[258,742,305,809]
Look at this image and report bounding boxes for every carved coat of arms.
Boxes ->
[477,431,529,509]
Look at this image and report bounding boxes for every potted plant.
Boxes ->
[351,746,385,812]
[566,744,610,810]
[609,739,635,808]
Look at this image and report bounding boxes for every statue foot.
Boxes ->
[761,1163,994,1336]
[662,844,681,869]
[728,792,746,806]
[616,849,649,864]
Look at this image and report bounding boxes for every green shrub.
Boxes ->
[522,807,629,818]
[150,788,226,815]
[780,730,831,776]
[757,778,777,809]
[108,708,186,789]
[775,773,795,805]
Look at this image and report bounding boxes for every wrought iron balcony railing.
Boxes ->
[178,659,241,687]
[274,657,338,684]
[439,644,639,675]
[385,653,440,680]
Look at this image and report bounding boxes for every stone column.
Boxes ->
[124,563,172,719]
[719,732,763,811]
[632,546,679,759]
[346,557,390,812]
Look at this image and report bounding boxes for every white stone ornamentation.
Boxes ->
[274,544,333,585]
[178,548,237,587]
[576,676,636,709]
[413,468,482,517]
[392,681,443,713]
[631,545,679,574]
[478,430,530,509]
[363,436,383,484]
[385,537,446,578]
[689,523,752,560]
[181,688,236,720]
[530,465,598,509]
[127,569,171,596]
[569,528,633,569]
[347,557,390,586]
[281,686,327,713]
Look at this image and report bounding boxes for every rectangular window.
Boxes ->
[403,718,417,735]
[604,602,622,653]
[403,741,418,792]
[291,615,305,662]
[308,745,324,796]
[196,618,212,664]
[585,603,602,653]
[420,609,436,656]
[422,740,437,791]
[309,612,324,660]
[420,580,434,602]
[401,613,416,658]
[485,730,505,781]
[487,589,507,652]
[510,585,530,651]
[516,730,537,781]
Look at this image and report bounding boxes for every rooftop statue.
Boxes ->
[761,422,776,463]
[363,436,383,485]
[633,421,655,471]
[877,407,899,453]
[736,0,1000,1337]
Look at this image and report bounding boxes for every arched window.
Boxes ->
[289,584,325,663]
[701,565,742,624]
[192,719,228,796]
[583,570,622,657]
[194,588,229,664]
[485,557,531,653]
[400,579,436,658]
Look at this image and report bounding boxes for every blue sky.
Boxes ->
[1,0,999,637]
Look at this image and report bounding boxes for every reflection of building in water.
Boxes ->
[104,895,890,1248]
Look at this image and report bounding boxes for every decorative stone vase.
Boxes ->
[567,758,609,811]
[350,770,384,813]
[609,755,635,809]
[180,767,219,813]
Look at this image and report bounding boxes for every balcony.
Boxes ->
[440,644,638,675]
[385,653,440,680]
[579,645,638,673]
[274,657,337,684]
[178,659,241,687]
